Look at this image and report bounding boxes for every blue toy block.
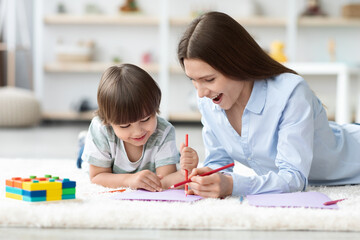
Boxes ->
[62,194,76,200]
[58,179,76,188]
[6,186,23,195]
[22,189,46,197]
[23,196,47,202]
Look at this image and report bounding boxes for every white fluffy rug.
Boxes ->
[1,158,360,231]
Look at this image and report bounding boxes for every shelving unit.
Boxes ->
[44,62,159,73]
[34,0,166,121]
[170,16,286,27]
[44,14,159,25]
[298,16,360,27]
[170,16,360,28]
[34,0,360,123]
[42,110,95,121]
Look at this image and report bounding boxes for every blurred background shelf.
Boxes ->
[170,16,286,27]
[44,62,159,73]
[168,111,202,122]
[44,14,159,25]
[298,17,360,27]
[42,111,95,121]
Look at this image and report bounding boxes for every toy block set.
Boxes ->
[5,174,76,202]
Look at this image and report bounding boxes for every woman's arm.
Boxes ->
[195,80,313,197]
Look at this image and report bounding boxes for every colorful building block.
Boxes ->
[5,175,76,202]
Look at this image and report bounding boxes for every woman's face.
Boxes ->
[184,58,252,111]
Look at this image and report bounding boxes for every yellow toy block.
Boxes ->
[46,195,62,201]
[47,189,62,197]
[22,181,62,191]
[46,190,62,201]
[6,192,23,200]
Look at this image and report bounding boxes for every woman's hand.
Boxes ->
[180,142,199,176]
[187,167,233,198]
[128,170,162,192]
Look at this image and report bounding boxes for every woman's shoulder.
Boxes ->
[271,72,305,87]
[269,73,310,95]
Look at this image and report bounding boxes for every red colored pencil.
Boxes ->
[101,189,126,194]
[323,198,346,206]
[169,162,235,189]
[185,134,189,196]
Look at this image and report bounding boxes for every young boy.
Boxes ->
[80,64,197,191]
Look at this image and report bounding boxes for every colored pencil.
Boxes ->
[169,162,235,189]
[323,198,346,206]
[185,134,189,196]
[101,189,126,194]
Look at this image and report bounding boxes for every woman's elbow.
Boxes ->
[289,172,307,192]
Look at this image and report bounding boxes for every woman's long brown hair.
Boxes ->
[178,11,297,81]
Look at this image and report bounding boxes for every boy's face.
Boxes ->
[110,114,157,147]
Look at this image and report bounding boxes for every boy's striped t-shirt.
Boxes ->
[82,116,180,173]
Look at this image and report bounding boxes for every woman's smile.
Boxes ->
[211,93,223,104]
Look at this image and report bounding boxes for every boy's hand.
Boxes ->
[180,142,199,176]
[128,170,162,192]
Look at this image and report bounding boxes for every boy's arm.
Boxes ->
[179,144,199,174]
[157,165,185,189]
[161,144,200,191]
[157,143,199,190]
[89,164,162,191]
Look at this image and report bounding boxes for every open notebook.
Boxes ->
[110,189,203,202]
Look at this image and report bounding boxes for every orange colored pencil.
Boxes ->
[100,189,126,194]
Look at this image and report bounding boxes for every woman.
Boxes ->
[178,11,360,198]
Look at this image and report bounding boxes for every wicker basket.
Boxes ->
[0,87,41,127]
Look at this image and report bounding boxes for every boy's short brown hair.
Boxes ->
[96,64,161,125]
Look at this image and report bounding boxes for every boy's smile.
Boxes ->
[132,133,147,142]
